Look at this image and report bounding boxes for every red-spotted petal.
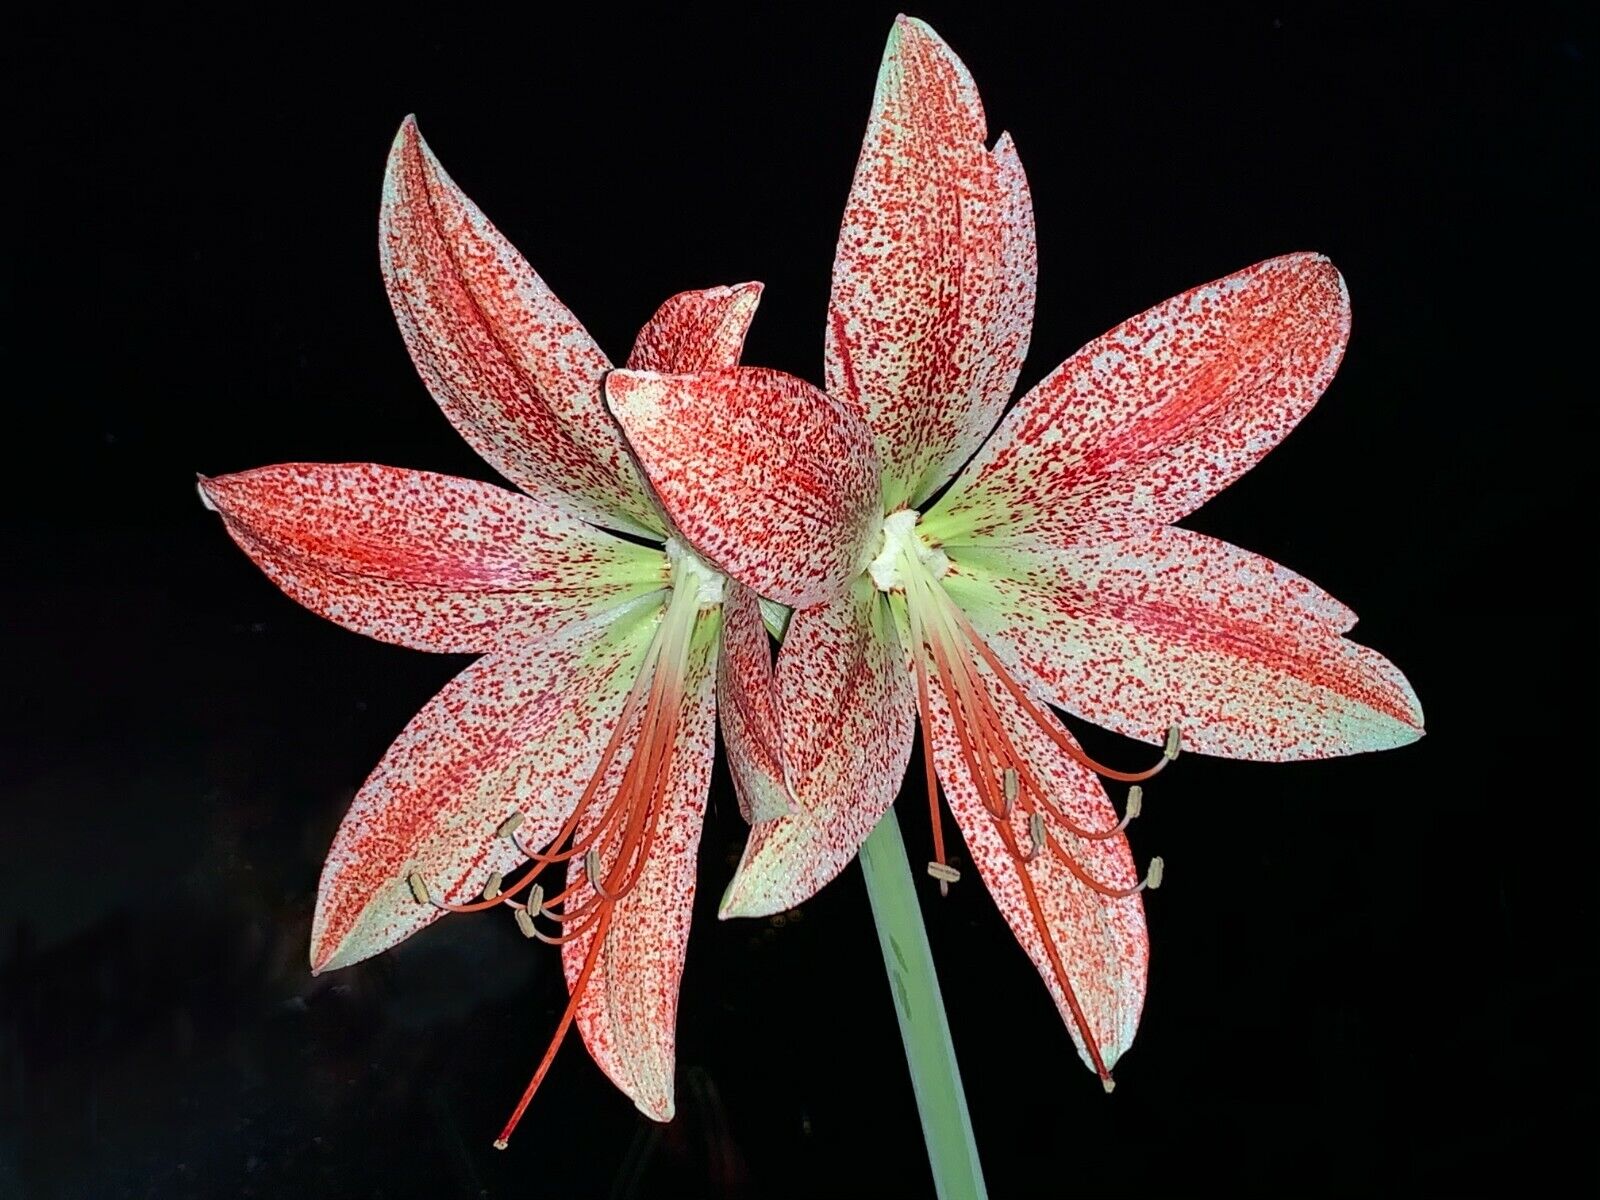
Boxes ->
[924,254,1351,546]
[626,283,764,373]
[308,605,660,973]
[943,525,1423,761]
[565,610,720,1120]
[199,463,665,654]
[925,652,1148,1074]
[718,580,793,822]
[381,117,661,536]
[719,578,916,917]
[604,367,882,608]
[827,16,1036,510]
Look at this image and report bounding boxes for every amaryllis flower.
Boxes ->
[599,18,1423,1089]
[198,118,791,1142]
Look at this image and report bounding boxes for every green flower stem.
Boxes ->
[859,806,988,1200]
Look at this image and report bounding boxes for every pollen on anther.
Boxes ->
[1126,785,1143,820]
[1029,812,1046,848]
[1146,856,1165,890]
[1163,725,1182,761]
[493,1139,509,1151]
[527,883,545,913]
[406,872,430,904]
[1002,768,1019,808]
[513,907,537,938]
[496,812,524,839]
[483,872,504,900]
[585,848,603,887]
[927,862,960,884]
[1101,1077,1117,1095]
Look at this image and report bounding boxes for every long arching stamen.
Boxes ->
[905,589,956,893]
[494,905,616,1149]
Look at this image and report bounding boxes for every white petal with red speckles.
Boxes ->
[926,652,1148,1073]
[200,463,665,654]
[826,17,1035,510]
[719,580,793,822]
[380,117,661,537]
[565,610,720,1120]
[719,578,916,918]
[626,283,764,374]
[942,525,1423,761]
[308,603,660,973]
[605,367,882,608]
[924,254,1351,546]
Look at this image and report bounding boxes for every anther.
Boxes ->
[493,1139,509,1151]
[1101,1077,1116,1095]
[1002,768,1019,817]
[496,811,524,839]
[483,872,504,901]
[927,862,960,884]
[406,871,430,905]
[1125,785,1143,821]
[1022,812,1047,862]
[585,848,604,890]
[513,907,537,938]
[526,883,545,915]
[1163,725,1182,761]
[1146,856,1165,890]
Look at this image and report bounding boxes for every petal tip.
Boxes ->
[195,474,217,512]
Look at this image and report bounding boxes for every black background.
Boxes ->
[4,2,1593,1196]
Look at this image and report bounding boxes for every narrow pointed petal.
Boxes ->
[924,254,1350,546]
[720,578,916,917]
[566,611,720,1120]
[827,17,1036,510]
[309,606,659,974]
[605,367,881,608]
[626,283,764,373]
[381,117,661,536]
[199,464,665,653]
[944,525,1424,761]
[926,654,1148,1074]
[719,580,793,822]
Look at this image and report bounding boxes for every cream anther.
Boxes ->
[869,509,950,592]
[406,871,430,904]
[664,537,726,608]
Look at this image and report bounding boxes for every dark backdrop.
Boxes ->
[4,3,1593,1196]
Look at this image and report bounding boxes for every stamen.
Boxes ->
[585,848,605,892]
[927,861,961,886]
[1025,811,1047,862]
[406,871,430,904]
[1102,1077,1116,1095]
[1164,725,1182,761]
[496,812,525,839]
[483,872,504,901]
[1125,785,1143,820]
[513,907,536,938]
[1146,856,1165,890]
[1002,767,1019,817]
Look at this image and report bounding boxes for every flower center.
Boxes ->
[883,509,1176,1088]
[868,508,949,592]
[665,535,726,608]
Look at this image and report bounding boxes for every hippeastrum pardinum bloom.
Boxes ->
[198,118,794,1143]
[600,18,1424,1089]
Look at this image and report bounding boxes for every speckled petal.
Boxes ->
[566,610,720,1120]
[942,525,1424,761]
[308,604,660,974]
[719,578,916,918]
[199,463,665,653]
[926,652,1148,1074]
[924,254,1351,546]
[380,117,661,537]
[626,283,764,373]
[719,580,793,822]
[605,367,882,608]
[827,16,1036,510]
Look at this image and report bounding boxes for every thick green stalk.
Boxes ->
[859,806,988,1199]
